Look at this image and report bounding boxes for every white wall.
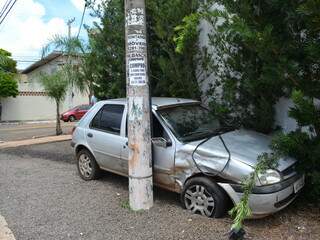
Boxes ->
[274,98,298,133]
[197,4,226,105]
[0,55,89,122]
[1,96,56,121]
[1,92,88,122]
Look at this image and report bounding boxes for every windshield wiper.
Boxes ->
[206,126,236,138]
[182,130,209,138]
[182,126,236,141]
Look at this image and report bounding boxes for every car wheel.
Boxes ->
[69,115,76,122]
[181,177,228,218]
[77,149,101,181]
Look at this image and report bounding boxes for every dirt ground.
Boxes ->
[245,201,320,240]
[0,141,319,240]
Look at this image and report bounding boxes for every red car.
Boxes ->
[61,104,91,122]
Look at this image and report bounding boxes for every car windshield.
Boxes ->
[70,106,79,111]
[158,104,222,142]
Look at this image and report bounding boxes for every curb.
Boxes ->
[0,135,72,150]
[0,120,56,126]
[0,215,15,240]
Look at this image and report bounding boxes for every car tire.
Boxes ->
[69,115,76,122]
[181,177,228,218]
[77,149,101,181]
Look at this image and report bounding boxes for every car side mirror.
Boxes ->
[152,137,172,148]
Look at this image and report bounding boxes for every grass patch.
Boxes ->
[120,200,131,210]
[120,200,145,214]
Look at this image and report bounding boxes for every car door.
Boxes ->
[86,104,125,174]
[120,111,176,190]
[73,107,82,119]
[77,105,88,119]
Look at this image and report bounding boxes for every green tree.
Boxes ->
[86,0,204,99]
[39,71,68,135]
[146,0,202,99]
[85,0,126,99]
[175,0,320,236]
[42,35,92,101]
[0,49,18,99]
[42,35,84,59]
[176,0,320,133]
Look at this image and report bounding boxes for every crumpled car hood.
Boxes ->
[188,129,296,172]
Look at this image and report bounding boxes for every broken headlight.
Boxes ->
[258,169,281,185]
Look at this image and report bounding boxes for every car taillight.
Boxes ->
[71,126,77,135]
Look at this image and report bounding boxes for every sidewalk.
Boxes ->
[0,122,75,142]
[0,135,72,150]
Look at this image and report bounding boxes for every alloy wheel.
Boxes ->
[184,184,215,217]
[78,153,93,178]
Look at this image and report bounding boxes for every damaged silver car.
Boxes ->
[71,98,305,218]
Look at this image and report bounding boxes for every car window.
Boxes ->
[152,115,170,140]
[126,113,170,141]
[79,105,90,111]
[91,104,124,135]
[158,104,221,142]
[91,108,102,129]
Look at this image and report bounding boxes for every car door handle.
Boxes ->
[87,133,93,138]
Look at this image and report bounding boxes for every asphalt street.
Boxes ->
[0,122,74,142]
[0,142,319,240]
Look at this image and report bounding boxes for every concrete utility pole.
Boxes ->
[67,18,75,40]
[125,0,153,210]
[67,18,75,109]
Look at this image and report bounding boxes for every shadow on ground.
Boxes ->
[1,141,75,163]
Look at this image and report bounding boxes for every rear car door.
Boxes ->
[86,104,125,173]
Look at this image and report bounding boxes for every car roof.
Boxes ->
[98,97,200,110]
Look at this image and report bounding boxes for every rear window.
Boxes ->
[90,104,124,135]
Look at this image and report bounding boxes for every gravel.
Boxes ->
[0,142,319,240]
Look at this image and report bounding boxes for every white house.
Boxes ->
[0,52,88,122]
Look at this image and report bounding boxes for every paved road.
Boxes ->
[0,142,319,240]
[0,122,75,142]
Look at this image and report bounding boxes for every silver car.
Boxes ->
[71,98,304,218]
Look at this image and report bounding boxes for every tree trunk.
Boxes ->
[56,101,62,136]
[314,103,320,138]
[314,121,320,138]
[125,0,153,211]
[0,101,2,121]
[88,85,93,105]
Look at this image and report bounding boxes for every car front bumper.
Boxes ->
[218,174,305,218]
